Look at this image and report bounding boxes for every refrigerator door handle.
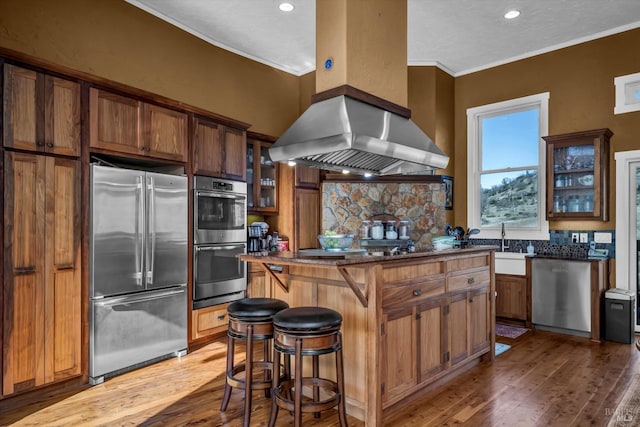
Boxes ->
[93,288,185,307]
[146,175,156,286]
[134,176,144,287]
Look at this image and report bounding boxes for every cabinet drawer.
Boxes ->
[383,279,445,308]
[191,304,229,340]
[447,268,490,292]
[446,255,489,273]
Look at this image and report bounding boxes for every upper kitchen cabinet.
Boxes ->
[192,115,246,181]
[295,165,321,189]
[247,132,278,214]
[543,128,612,221]
[89,87,188,162]
[3,151,82,396]
[3,64,81,157]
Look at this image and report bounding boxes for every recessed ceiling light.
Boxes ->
[279,2,294,12]
[504,10,520,19]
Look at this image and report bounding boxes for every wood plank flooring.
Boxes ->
[0,329,638,426]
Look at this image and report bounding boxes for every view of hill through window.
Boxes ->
[481,170,538,227]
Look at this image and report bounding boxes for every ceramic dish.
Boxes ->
[578,175,594,186]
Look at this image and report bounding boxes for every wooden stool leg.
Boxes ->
[220,332,235,411]
[267,347,281,427]
[313,354,320,418]
[264,338,271,398]
[336,332,348,427]
[294,338,303,427]
[243,325,254,427]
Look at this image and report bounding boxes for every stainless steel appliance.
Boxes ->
[531,258,591,336]
[89,165,188,384]
[193,176,247,309]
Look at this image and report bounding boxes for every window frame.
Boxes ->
[466,92,550,240]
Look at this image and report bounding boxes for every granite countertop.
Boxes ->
[239,245,498,267]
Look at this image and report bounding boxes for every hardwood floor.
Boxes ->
[1,329,638,426]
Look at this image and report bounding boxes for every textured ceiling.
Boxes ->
[126,0,640,76]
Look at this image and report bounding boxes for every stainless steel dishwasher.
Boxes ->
[532,258,591,335]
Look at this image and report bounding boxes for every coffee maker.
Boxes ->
[247,225,262,253]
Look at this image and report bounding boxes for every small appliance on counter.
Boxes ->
[248,224,262,253]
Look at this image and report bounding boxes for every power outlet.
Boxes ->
[579,233,588,243]
[594,232,612,244]
[572,233,579,243]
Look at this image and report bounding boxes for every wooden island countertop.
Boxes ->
[240,246,496,426]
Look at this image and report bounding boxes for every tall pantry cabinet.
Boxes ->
[2,63,82,396]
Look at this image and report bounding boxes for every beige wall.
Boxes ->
[453,28,640,230]
[0,0,301,137]
[3,0,636,233]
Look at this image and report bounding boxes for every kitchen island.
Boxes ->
[240,246,496,426]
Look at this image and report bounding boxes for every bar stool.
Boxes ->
[268,306,348,427]
[220,297,289,427]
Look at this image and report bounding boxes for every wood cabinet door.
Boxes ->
[44,156,81,382]
[2,153,81,395]
[222,127,246,181]
[295,188,320,250]
[448,292,468,366]
[295,165,320,188]
[496,274,527,320]
[89,87,142,155]
[469,286,490,355]
[417,298,446,382]
[3,64,39,152]
[381,306,417,404]
[192,116,223,176]
[143,103,187,162]
[45,75,81,157]
[3,152,46,395]
[247,269,266,298]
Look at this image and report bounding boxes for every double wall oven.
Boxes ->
[193,176,247,309]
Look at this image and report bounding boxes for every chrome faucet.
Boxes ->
[501,223,509,252]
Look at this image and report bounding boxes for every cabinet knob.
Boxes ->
[413,289,423,297]
[468,277,475,284]
[46,143,54,148]
[470,297,475,303]
[217,315,226,321]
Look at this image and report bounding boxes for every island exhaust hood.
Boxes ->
[269,93,449,176]
[269,1,449,176]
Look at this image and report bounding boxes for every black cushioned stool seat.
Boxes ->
[220,298,289,427]
[268,306,348,427]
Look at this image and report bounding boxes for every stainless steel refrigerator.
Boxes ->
[89,164,188,384]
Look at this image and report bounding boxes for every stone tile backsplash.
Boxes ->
[322,182,446,248]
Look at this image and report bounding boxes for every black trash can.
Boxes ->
[605,288,636,344]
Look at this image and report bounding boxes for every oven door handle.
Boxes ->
[195,245,245,252]
[195,191,246,201]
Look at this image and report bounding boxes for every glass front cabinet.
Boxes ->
[247,132,278,214]
[543,128,612,220]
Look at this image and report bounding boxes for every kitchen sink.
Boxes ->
[494,252,526,275]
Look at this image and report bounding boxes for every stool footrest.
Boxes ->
[226,360,275,390]
[273,377,340,413]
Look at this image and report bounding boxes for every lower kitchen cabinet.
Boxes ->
[247,263,266,298]
[191,303,230,341]
[3,151,82,396]
[496,273,528,322]
[469,286,491,355]
[380,261,492,406]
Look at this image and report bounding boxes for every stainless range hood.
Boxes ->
[269,95,449,176]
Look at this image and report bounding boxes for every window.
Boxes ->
[467,93,550,240]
